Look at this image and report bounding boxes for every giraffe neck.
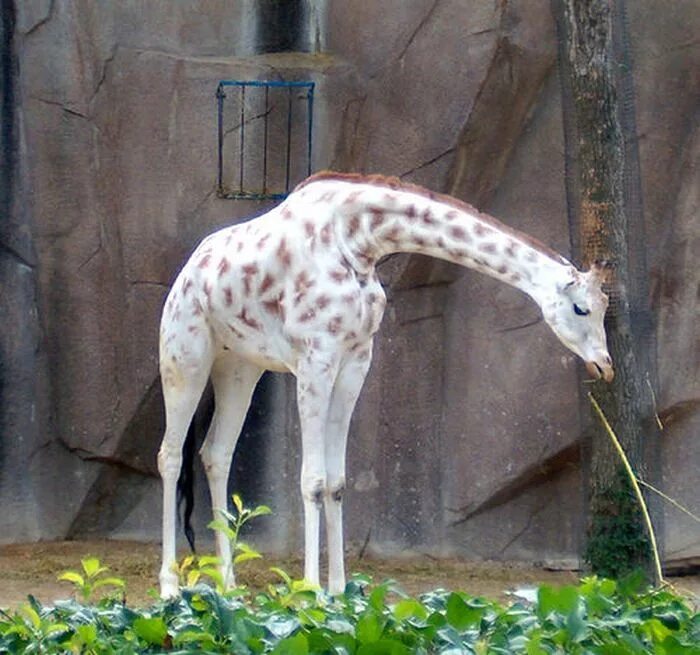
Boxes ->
[305,176,575,304]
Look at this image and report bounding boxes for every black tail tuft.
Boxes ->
[176,386,215,553]
[177,419,197,552]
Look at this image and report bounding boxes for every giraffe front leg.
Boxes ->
[296,355,338,588]
[324,348,373,595]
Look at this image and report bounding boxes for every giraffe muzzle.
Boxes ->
[585,360,614,383]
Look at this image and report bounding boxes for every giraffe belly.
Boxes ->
[211,319,292,373]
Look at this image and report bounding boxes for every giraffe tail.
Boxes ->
[176,386,215,553]
[176,421,197,552]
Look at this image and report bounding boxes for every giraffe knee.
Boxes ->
[302,475,325,507]
[327,478,346,503]
[157,443,182,479]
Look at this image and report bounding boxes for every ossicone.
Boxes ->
[588,260,613,285]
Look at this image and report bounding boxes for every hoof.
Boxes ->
[159,572,180,599]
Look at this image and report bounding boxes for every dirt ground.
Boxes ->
[0,540,697,609]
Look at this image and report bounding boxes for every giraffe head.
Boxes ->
[541,263,614,382]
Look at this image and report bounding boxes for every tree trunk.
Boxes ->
[553,0,662,581]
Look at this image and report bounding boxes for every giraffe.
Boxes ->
[157,171,613,598]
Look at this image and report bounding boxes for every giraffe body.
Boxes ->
[158,172,613,597]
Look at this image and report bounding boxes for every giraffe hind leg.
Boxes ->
[199,353,263,590]
[158,331,214,598]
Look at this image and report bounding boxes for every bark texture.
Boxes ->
[554,0,662,580]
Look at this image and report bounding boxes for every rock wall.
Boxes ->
[2,0,697,568]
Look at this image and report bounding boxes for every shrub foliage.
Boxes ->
[1,570,698,654]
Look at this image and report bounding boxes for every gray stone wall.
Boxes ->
[2,0,697,568]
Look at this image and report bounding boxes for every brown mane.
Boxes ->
[295,171,569,265]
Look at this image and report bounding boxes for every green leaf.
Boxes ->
[445,593,483,631]
[250,504,273,518]
[132,616,169,645]
[208,518,237,540]
[270,567,293,585]
[93,576,126,589]
[81,557,108,578]
[537,585,580,619]
[271,631,309,655]
[356,611,385,644]
[369,584,389,611]
[198,555,221,567]
[57,571,85,586]
[357,638,411,655]
[75,623,98,645]
[235,542,263,564]
[232,493,245,516]
[393,598,428,622]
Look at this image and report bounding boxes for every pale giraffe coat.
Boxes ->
[158,172,613,597]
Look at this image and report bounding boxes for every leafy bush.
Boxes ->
[0,572,697,654]
[2,501,696,653]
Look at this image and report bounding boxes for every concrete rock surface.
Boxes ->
[1,0,697,568]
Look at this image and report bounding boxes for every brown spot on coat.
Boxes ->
[347,215,361,238]
[242,263,258,277]
[237,308,262,330]
[294,271,314,295]
[474,222,493,238]
[320,224,332,245]
[182,278,193,295]
[370,208,385,229]
[479,242,497,254]
[299,308,316,322]
[223,287,233,306]
[343,190,362,205]
[304,222,315,238]
[281,207,293,220]
[327,315,343,335]
[384,226,403,243]
[218,257,231,277]
[257,233,271,250]
[450,226,470,241]
[330,267,350,283]
[406,205,417,220]
[198,254,211,269]
[505,240,520,258]
[191,299,203,316]
[277,239,292,268]
[263,299,280,316]
[316,294,331,309]
[422,209,436,225]
[260,273,275,294]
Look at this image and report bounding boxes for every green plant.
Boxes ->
[584,468,653,579]
[1,570,698,653]
[208,493,272,579]
[172,553,227,591]
[57,557,125,603]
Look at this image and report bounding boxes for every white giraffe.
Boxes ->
[157,171,613,597]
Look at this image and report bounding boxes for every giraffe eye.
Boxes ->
[573,303,590,317]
